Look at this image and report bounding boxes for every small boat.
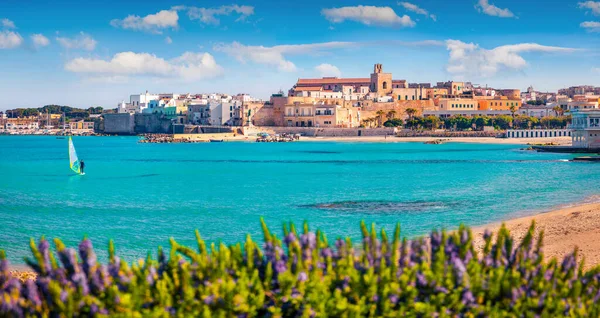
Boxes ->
[209,139,224,143]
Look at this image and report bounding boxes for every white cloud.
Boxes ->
[165,36,173,44]
[56,32,97,51]
[475,0,515,18]
[214,40,443,72]
[181,5,254,25]
[321,6,415,27]
[64,51,223,82]
[579,1,600,15]
[398,2,436,21]
[0,30,23,49]
[110,10,178,34]
[580,21,600,32]
[1,18,16,29]
[593,67,600,74]
[315,64,342,78]
[31,34,50,48]
[445,40,577,77]
[214,41,356,72]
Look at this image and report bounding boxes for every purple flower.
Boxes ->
[38,239,51,273]
[300,232,316,249]
[79,239,97,275]
[389,294,399,304]
[416,272,427,287]
[297,272,308,282]
[71,271,89,296]
[320,247,333,259]
[461,289,475,306]
[24,279,41,307]
[146,266,157,286]
[284,233,297,245]
[451,256,467,283]
[204,295,215,305]
[274,260,287,274]
[60,291,68,303]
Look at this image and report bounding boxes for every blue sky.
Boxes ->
[0,0,598,110]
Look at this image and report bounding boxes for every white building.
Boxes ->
[519,104,556,118]
[570,110,600,148]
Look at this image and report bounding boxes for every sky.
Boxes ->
[0,0,599,110]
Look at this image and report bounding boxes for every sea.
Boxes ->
[1,136,599,265]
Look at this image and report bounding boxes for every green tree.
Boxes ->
[383,118,403,127]
[423,115,440,130]
[375,110,386,127]
[493,115,513,130]
[405,108,417,120]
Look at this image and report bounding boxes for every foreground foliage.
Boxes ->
[1,220,600,317]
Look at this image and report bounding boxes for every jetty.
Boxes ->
[256,133,299,143]
[532,145,600,153]
[572,156,600,162]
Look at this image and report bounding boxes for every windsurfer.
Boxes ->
[80,160,85,174]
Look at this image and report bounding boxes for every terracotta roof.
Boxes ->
[297,86,323,91]
[296,78,371,86]
[392,80,407,83]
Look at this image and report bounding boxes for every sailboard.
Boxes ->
[68,136,82,174]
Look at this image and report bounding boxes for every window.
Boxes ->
[383,82,388,90]
[405,95,408,100]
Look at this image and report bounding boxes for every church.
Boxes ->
[289,64,409,100]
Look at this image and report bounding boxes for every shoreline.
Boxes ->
[299,136,572,145]
[472,200,600,269]
[1,134,573,147]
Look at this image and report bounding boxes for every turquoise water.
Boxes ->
[1,136,599,265]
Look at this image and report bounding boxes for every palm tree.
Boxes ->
[375,110,386,127]
[387,110,397,120]
[509,105,517,118]
[553,106,564,117]
[405,108,417,120]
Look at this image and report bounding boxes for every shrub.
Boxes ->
[383,119,403,127]
[1,220,600,316]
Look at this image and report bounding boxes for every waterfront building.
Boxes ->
[478,97,521,111]
[518,104,556,118]
[69,120,94,131]
[424,110,511,118]
[570,110,600,148]
[435,81,471,95]
[437,98,478,112]
[559,85,600,98]
[4,118,40,130]
[283,101,359,128]
[289,64,407,100]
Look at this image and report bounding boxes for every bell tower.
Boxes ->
[370,64,392,96]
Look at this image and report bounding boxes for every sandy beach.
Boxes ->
[472,201,600,269]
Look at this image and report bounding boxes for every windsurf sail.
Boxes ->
[68,136,81,174]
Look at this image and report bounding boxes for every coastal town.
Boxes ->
[1,64,599,149]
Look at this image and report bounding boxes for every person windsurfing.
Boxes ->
[80,160,85,174]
